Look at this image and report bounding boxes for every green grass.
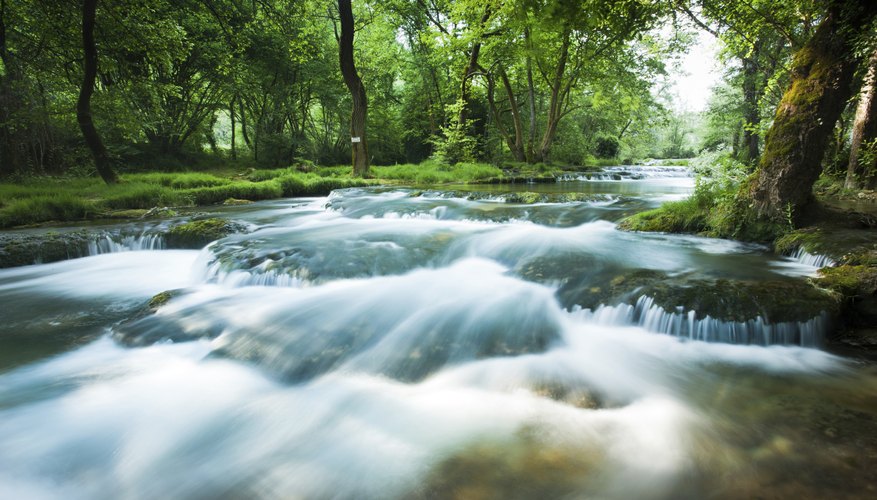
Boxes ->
[372,160,503,185]
[0,193,99,227]
[0,169,374,228]
[0,160,550,227]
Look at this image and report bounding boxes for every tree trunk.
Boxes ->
[458,6,492,129]
[338,0,368,176]
[239,99,251,150]
[526,34,537,163]
[750,0,877,220]
[229,97,236,160]
[740,43,762,166]
[845,48,877,189]
[77,0,118,185]
[536,29,571,163]
[484,67,526,162]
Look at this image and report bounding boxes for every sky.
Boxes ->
[666,31,722,113]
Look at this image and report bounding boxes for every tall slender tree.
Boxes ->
[337,0,368,176]
[77,0,118,184]
[845,48,877,190]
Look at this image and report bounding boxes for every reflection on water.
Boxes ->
[1,166,876,498]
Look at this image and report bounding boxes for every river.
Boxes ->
[1,165,876,499]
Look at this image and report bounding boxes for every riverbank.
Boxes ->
[619,179,877,359]
[0,159,687,229]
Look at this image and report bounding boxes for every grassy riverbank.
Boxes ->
[0,159,624,228]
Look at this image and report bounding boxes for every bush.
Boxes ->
[430,100,478,165]
[594,136,620,159]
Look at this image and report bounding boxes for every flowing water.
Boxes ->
[1,166,876,499]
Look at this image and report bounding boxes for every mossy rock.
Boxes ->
[112,289,205,346]
[504,192,544,204]
[553,266,839,323]
[815,265,877,297]
[222,198,254,206]
[142,207,179,218]
[0,230,95,268]
[147,289,184,309]
[164,218,248,249]
[642,278,840,323]
[775,226,877,264]
[618,206,705,234]
[103,209,150,219]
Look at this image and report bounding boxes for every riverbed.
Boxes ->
[1,165,876,499]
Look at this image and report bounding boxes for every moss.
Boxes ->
[815,265,877,297]
[147,290,182,309]
[103,209,150,219]
[504,192,544,204]
[617,200,707,234]
[164,218,247,249]
[223,198,254,205]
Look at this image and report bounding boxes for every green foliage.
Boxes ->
[594,136,619,159]
[620,150,788,242]
[430,100,478,166]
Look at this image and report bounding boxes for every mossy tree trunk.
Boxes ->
[844,48,877,190]
[77,0,118,185]
[337,0,368,177]
[750,0,877,220]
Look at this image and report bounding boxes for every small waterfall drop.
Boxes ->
[790,247,837,268]
[572,295,828,347]
[87,233,165,255]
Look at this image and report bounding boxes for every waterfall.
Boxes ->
[87,233,165,255]
[790,247,836,269]
[572,295,828,347]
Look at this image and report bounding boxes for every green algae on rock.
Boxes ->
[164,218,248,249]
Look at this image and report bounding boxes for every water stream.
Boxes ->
[1,166,876,499]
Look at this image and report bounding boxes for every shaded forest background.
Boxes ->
[1,0,876,207]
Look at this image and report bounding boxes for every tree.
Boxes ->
[337,0,368,176]
[77,0,118,184]
[845,47,877,190]
[750,0,877,220]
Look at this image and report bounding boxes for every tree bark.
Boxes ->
[458,6,492,129]
[239,98,251,150]
[483,66,526,162]
[338,0,368,176]
[229,97,236,160]
[536,29,571,163]
[750,0,877,220]
[740,42,762,166]
[77,0,118,184]
[524,28,536,163]
[845,48,877,190]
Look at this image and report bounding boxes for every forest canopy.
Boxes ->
[1,0,876,223]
